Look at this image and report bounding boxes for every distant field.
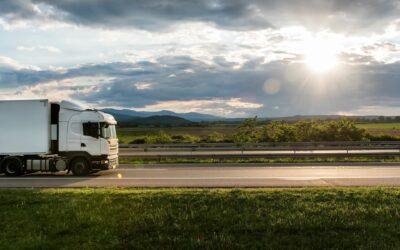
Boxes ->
[117,123,400,143]
[357,123,400,129]
[117,126,237,143]
[356,123,400,137]
[1,188,400,249]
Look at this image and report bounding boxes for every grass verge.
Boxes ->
[1,188,400,249]
[119,156,400,165]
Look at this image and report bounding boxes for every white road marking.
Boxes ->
[118,168,168,171]
[372,167,400,170]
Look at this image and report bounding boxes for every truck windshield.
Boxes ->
[100,123,117,139]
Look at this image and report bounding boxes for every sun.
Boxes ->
[305,50,338,73]
[303,39,339,73]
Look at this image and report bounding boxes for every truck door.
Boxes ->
[67,122,83,151]
[82,122,101,156]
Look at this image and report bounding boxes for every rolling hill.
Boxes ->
[101,108,222,122]
[101,112,193,126]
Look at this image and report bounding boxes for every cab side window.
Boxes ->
[83,123,99,138]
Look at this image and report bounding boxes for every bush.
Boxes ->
[310,119,365,141]
[233,117,259,143]
[171,134,201,143]
[144,131,173,144]
[203,132,225,143]
[259,122,296,142]
[129,137,146,144]
[234,118,367,142]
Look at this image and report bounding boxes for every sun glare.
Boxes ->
[303,39,339,74]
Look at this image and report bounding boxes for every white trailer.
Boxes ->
[0,99,119,176]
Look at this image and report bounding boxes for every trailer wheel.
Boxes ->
[3,157,24,176]
[71,158,90,176]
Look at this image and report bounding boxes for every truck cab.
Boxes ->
[58,101,119,175]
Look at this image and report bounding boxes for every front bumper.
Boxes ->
[107,156,119,169]
[92,155,119,170]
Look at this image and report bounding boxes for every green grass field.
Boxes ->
[357,123,400,137]
[1,188,400,249]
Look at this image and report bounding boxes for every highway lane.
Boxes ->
[1,163,400,187]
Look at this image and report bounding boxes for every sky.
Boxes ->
[0,0,400,117]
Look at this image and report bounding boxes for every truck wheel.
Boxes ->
[71,158,90,176]
[3,157,24,176]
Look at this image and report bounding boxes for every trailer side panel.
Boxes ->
[0,100,50,155]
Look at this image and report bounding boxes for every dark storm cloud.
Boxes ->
[36,0,272,30]
[1,56,400,116]
[78,56,268,107]
[0,0,37,18]
[1,0,399,32]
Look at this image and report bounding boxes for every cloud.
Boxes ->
[0,0,399,33]
[37,0,271,31]
[1,54,400,116]
[0,0,67,29]
[0,76,114,102]
[17,45,61,53]
[0,56,41,71]
[134,82,153,90]
[0,0,38,20]
[134,98,263,117]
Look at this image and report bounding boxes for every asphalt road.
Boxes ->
[1,163,400,187]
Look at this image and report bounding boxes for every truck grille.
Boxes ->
[109,144,119,155]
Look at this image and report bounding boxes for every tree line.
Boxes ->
[126,118,399,144]
[233,118,366,143]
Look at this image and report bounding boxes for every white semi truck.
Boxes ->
[0,99,119,176]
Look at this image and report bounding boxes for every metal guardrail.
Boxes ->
[118,141,400,159]
[120,141,400,148]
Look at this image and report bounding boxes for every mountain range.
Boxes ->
[101,108,222,123]
[101,108,399,125]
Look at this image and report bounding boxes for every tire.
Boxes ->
[3,157,24,176]
[71,158,90,176]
